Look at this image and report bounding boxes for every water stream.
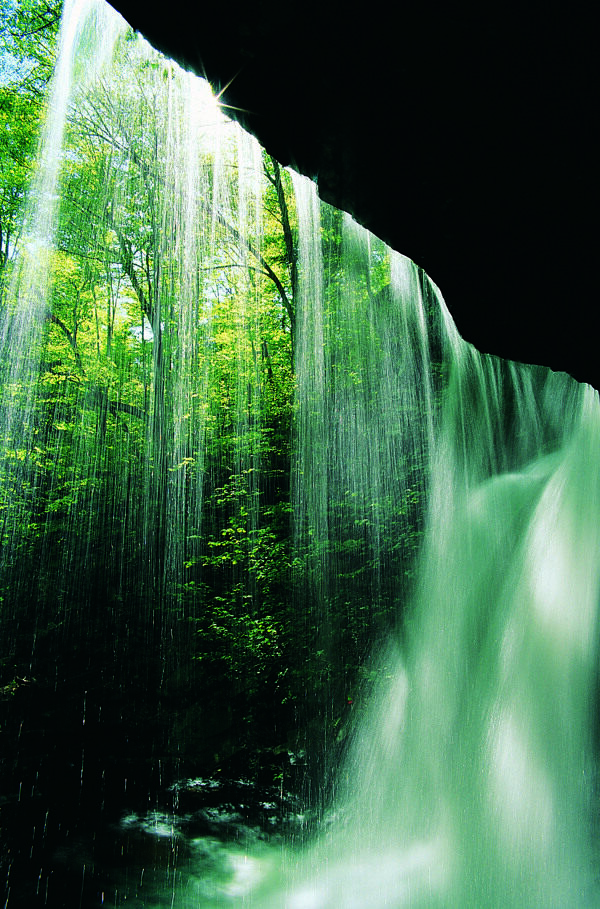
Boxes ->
[1,1,599,906]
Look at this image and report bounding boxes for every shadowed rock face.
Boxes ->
[108,0,595,388]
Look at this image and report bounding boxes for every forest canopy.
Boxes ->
[0,0,430,788]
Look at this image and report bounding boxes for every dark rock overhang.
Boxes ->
[107,1,596,388]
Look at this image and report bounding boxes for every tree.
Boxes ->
[0,0,61,283]
[0,0,61,95]
[0,4,432,795]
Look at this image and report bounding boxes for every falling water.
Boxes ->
[1,2,285,902]
[278,267,600,905]
[1,0,599,906]
[264,174,600,907]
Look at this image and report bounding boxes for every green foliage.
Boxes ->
[0,0,61,282]
[0,14,435,782]
[0,0,61,94]
[0,87,39,272]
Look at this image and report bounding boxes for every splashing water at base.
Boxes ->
[261,383,600,908]
[1,1,599,907]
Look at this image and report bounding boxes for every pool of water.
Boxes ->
[1,773,309,908]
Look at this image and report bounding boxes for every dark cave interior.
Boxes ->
[108,0,596,388]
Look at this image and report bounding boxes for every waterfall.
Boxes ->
[261,172,600,909]
[0,0,268,647]
[1,1,599,906]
